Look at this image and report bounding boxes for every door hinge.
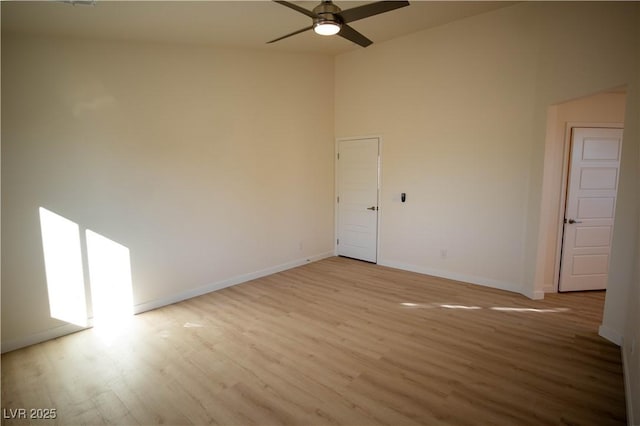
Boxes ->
[337,196,340,203]
[337,238,339,245]
[337,153,340,160]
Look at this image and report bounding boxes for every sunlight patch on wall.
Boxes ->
[39,207,88,327]
[86,230,134,344]
[39,207,135,340]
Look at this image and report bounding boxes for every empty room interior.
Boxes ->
[2,1,639,425]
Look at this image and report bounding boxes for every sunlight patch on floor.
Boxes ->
[439,304,482,310]
[490,307,570,313]
[399,301,570,313]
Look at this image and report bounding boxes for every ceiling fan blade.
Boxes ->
[273,1,317,19]
[338,24,373,47]
[267,25,314,44]
[339,1,410,24]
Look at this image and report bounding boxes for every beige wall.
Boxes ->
[336,1,638,293]
[1,35,335,348]
[336,2,639,416]
[625,230,640,424]
[537,92,627,294]
[336,4,540,294]
[615,68,640,425]
[627,200,640,424]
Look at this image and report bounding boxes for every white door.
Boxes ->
[559,127,623,292]
[337,138,379,263]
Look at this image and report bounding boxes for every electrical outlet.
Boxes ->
[440,249,448,259]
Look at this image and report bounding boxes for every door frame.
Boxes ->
[334,135,383,262]
[553,122,624,292]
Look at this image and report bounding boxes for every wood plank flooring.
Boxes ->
[1,256,626,425]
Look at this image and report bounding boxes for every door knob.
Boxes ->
[367,206,377,211]
[567,218,582,224]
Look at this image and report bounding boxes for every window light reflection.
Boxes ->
[399,301,570,314]
[40,207,136,340]
[39,208,88,327]
[86,229,134,344]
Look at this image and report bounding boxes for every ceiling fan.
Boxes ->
[268,0,410,47]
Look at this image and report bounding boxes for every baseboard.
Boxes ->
[378,259,526,297]
[622,347,636,426]
[598,324,623,346]
[1,322,89,354]
[134,251,334,314]
[1,251,334,354]
[522,288,545,300]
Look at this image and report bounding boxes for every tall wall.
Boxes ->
[1,35,335,349]
[336,3,540,294]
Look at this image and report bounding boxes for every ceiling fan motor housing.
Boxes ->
[313,1,343,27]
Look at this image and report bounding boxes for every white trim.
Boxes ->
[336,134,383,142]
[622,347,636,426]
[133,251,333,314]
[551,123,573,292]
[378,259,532,298]
[376,137,383,264]
[335,135,382,263]
[599,323,634,425]
[0,251,334,354]
[598,324,623,346]
[523,288,545,300]
[1,322,89,354]
[334,138,340,256]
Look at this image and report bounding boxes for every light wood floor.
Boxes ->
[2,257,626,425]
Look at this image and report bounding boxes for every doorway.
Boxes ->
[535,89,627,295]
[335,137,380,263]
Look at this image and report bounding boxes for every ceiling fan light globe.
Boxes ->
[314,22,341,36]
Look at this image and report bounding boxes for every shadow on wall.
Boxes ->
[39,207,134,344]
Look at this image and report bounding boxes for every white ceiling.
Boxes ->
[1,1,517,55]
